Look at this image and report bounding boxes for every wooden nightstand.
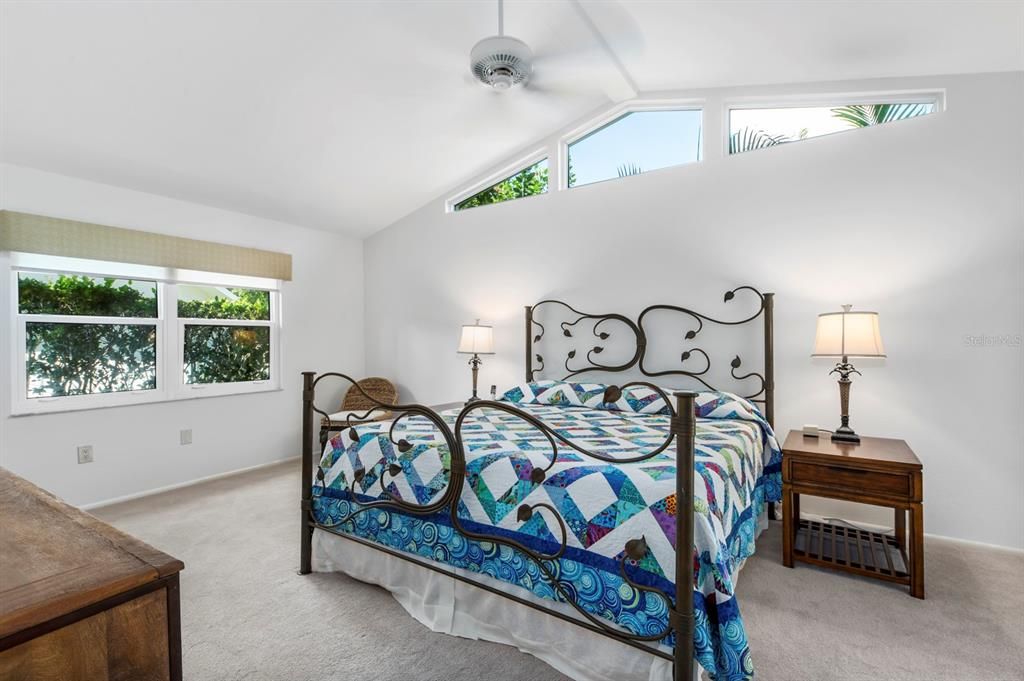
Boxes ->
[781,431,924,599]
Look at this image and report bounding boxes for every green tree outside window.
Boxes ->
[454,160,549,211]
[19,275,273,397]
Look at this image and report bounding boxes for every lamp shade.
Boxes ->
[458,320,494,355]
[812,306,885,358]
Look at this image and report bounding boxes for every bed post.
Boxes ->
[763,292,775,428]
[672,390,697,681]
[525,305,533,382]
[763,293,777,521]
[299,371,315,575]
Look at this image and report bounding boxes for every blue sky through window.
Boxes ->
[729,102,936,153]
[568,110,702,188]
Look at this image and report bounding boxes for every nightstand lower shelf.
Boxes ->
[793,519,909,583]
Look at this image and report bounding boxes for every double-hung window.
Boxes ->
[177,285,274,392]
[17,271,160,406]
[11,253,281,414]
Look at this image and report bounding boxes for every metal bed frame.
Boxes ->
[299,286,774,681]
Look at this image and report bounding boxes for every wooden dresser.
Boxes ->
[0,468,183,681]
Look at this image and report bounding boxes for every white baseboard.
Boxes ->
[80,456,299,511]
[797,510,1024,555]
[922,530,1024,554]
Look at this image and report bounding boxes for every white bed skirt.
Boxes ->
[312,513,766,681]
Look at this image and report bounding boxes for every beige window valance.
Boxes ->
[0,210,292,281]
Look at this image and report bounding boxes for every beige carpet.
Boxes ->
[95,462,1024,681]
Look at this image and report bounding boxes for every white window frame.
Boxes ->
[9,252,281,415]
[559,98,705,191]
[444,87,944,207]
[173,279,278,399]
[446,148,549,213]
[723,89,946,156]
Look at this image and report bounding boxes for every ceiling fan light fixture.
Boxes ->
[470,35,533,91]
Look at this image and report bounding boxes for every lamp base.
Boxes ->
[831,363,862,444]
[465,353,483,406]
[831,426,861,444]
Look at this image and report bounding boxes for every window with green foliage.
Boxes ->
[26,322,158,398]
[177,287,270,320]
[729,101,936,154]
[12,263,280,413]
[178,287,273,385]
[18,274,159,399]
[453,159,548,211]
[18,273,158,317]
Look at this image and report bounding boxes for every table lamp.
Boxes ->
[812,305,885,444]
[457,319,494,404]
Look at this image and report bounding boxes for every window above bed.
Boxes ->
[10,252,281,415]
[566,108,702,188]
[728,97,938,154]
[451,158,549,212]
[444,89,943,210]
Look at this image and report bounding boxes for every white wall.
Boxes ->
[364,72,1024,549]
[0,163,364,507]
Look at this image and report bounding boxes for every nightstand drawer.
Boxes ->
[789,460,911,499]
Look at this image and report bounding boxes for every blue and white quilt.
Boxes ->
[312,382,781,681]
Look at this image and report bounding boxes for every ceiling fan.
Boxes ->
[469,0,533,91]
[464,0,641,101]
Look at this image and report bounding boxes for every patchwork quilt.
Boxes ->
[312,385,781,681]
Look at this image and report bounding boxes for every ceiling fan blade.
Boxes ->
[526,48,616,99]
[527,1,644,68]
[574,0,645,57]
[523,79,594,98]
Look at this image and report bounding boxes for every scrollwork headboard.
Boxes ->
[524,286,775,426]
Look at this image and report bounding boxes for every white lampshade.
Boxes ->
[812,306,885,358]
[458,320,494,355]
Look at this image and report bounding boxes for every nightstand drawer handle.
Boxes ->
[827,466,867,474]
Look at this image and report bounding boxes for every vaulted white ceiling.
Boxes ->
[2,1,1021,237]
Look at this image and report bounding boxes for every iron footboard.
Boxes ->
[299,372,698,681]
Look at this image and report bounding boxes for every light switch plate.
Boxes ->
[180,429,192,445]
[77,445,94,464]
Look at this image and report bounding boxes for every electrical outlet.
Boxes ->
[180,429,192,446]
[77,445,94,464]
